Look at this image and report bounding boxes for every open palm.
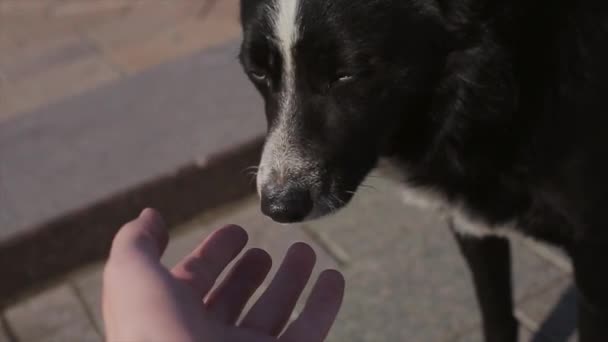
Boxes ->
[103,209,345,342]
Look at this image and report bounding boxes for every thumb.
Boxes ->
[109,208,169,264]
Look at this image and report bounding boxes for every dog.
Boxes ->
[238,0,608,341]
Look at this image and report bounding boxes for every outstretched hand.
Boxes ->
[102,209,345,342]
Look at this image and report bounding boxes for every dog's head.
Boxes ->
[239,0,451,223]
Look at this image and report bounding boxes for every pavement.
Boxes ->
[0,1,579,341]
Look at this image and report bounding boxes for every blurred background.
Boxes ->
[0,1,577,341]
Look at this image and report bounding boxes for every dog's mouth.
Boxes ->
[302,188,356,222]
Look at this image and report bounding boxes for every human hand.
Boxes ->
[102,209,345,342]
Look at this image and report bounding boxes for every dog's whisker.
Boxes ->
[243,165,259,172]
[328,194,346,209]
[247,172,258,185]
[358,183,378,192]
[242,166,260,182]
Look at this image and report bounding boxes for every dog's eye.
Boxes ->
[250,71,267,82]
[329,74,354,89]
[337,74,353,82]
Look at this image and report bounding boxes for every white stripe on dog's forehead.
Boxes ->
[271,0,300,59]
[267,0,301,139]
[256,0,305,195]
[268,0,300,90]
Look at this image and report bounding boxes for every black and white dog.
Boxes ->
[238,0,608,341]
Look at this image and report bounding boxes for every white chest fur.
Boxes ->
[376,158,518,238]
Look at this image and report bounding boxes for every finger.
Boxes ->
[204,248,272,324]
[108,208,169,264]
[171,225,248,297]
[280,270,345,342]
[240,242,316,336]
[103,208,168,336]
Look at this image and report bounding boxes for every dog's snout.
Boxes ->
[261,186,313,223]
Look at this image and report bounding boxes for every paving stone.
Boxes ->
[0,1,197,61]
[0,11,111,53]
[324,220,479,341]
[0,0,49,15]
[0,36,99,82]
[106,12,240,74]
[0,55,120,122]
[0,35,79,68]
[86,0,198,51]
[49,0,134,17]
[518,278,578,342]
[308,175,567,341]
[5,285,100,342]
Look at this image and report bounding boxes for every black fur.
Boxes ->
[239,1,608,340]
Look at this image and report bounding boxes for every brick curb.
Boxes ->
[0,137,263,307]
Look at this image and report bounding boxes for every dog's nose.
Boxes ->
[261,187,313,223]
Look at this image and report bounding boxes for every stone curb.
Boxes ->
[0,137,263,308]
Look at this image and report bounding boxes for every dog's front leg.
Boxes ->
[570,242,608,342]
[450,220,518,342]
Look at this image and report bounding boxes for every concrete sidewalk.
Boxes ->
[1,176,577,342]
[0,0,241,122]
